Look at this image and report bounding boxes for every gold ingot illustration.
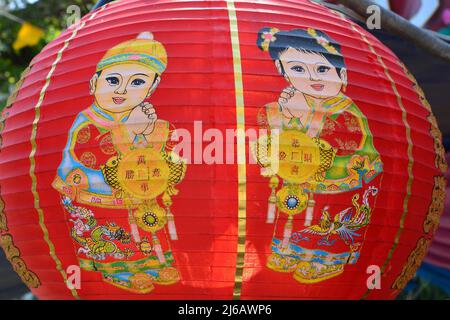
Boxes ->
[117,148,170,200]
[277,130,321,183]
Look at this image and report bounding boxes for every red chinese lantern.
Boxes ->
[0,0,447,300]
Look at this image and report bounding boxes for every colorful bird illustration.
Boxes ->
[300,187,378,245]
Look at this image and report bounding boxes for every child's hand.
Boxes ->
[125,102,158,137]
[278,86,295,110]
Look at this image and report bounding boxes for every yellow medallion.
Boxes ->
[277,130,321,183]
[276,184,308,216]
[117,148,170,200]
[134,202,167,233]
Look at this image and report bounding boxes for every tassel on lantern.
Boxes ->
[305,195,315,227]
[152,233,166,264]
[267,201,276,224]
[163,192,178,240]
[166,208,178,241]
[282,215,293,249]
[267,176,279,224]
[128,209,141,243]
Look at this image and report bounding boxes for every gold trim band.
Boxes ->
[27,5,107,299]
[346,24,415,300]
[29,22,86,300]
[226,0,247,300]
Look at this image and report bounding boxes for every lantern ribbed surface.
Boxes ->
[0,0,446,300]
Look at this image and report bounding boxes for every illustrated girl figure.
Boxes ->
[52,32,186,293]
[254,27,383,283]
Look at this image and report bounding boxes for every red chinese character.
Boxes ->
[125,170,135,180]
[140,182,149,193]
[152,168,161,177]
[304,153,312,163]
[137,155,146,165]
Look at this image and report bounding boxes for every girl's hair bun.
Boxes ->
[256,27,346,72]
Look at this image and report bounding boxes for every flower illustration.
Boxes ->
[316,36,329,47]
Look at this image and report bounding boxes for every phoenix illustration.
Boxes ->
[298,187,379,245]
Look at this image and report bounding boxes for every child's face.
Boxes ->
[278,47,346,99]
[91,63,157,113]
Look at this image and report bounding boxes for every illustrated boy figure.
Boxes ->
[53,32,184,294]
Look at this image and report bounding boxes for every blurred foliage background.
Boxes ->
[0,0,97,110]
[397,277,450,300]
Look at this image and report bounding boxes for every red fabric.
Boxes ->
[321,111,364,156]
[73,124,117,170]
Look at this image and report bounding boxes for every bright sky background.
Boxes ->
[1,0,38,10]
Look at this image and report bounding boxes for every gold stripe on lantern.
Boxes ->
[226,0,247,300]
[27,6,107,300]
[346,21,415,300]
